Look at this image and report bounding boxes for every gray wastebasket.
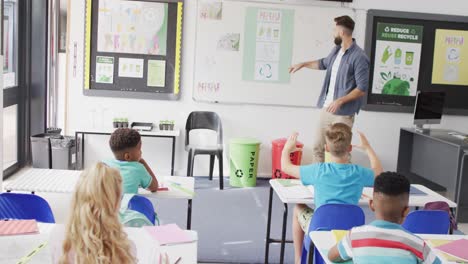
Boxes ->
[31,134,76,170]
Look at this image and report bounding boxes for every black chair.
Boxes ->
[185,111,224,190]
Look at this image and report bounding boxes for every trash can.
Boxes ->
[229,138,261,187]
[31,134,76,170]
[271,138,303,179]
[51,136,76,170]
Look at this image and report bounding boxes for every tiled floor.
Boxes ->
[459,223,468,234]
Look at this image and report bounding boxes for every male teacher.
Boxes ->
[289,15,370,163]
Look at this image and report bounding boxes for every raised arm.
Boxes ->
[353,132,383,177]
[289,60,321,73]
[281,133,303,178]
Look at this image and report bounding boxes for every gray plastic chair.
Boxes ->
[185,111,224,190]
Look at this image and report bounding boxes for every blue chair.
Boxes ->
[301,204,365,264]
[128,195,157,225]
[0,193,55,223]
[402,210,450,234]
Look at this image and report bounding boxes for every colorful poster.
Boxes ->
[243,8,294,83]
[97,0,168,55]
[147,60,166,87]
[371,23,423,96]
[432,29,468,86]
[199,1,222,20]
[118,58,144,78]
[217,33,240,51]
[95,56,114,84]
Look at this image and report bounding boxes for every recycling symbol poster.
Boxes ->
[372,23,423,96]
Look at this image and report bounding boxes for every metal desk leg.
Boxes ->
[171,136,176,176]
[280,203,289,264]
[75,132,79,170]
[264,186,274,264]
[308,241,314,264]
[187,199,192,230]
[81,133,85,169]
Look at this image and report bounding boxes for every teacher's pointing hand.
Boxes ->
[288,62,305,74]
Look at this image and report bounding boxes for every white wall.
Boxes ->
[62,0,468,177]
[0,55,3,189]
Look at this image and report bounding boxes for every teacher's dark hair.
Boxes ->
[334,15,355,35]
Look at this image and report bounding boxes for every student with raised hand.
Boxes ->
[281,123,382,264]
[328,172,442,264]
[51,162,137,264]
[105,128,159,193]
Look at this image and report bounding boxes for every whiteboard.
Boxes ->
[193,0,357,107]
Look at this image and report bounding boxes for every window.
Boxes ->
[3,104,17,168]
[3,0,20,177]
[3,0,17,88]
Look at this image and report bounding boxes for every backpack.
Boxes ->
[424,201,457,232]
[119,194,155,227]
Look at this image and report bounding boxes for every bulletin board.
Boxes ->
[84,0,183,100]
[364,9,468,115]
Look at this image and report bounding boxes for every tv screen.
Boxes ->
[414,91,445,121]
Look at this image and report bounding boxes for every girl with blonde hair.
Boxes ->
[51,162,136,264]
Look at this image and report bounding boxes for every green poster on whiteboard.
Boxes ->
[242,8,294,84]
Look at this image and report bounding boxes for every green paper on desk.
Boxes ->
[277,179,300,187]
[168,182,195,196]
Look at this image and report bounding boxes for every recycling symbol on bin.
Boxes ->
[235,169,244,178]
[275,169,282,178]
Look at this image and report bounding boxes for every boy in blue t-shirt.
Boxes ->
[105,128,159,194]
[281,123,383,264]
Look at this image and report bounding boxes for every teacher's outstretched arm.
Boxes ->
[289,60,320,73]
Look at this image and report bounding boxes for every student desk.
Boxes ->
[139,176,195,229]
[0,223,197,264]
[309,230,468,264]
[264,179,458,264]
[4,169,196,229]
[75,129,180,175]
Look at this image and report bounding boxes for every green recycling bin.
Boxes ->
[229,138,261,187]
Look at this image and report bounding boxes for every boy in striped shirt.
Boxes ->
[328,172,442,264]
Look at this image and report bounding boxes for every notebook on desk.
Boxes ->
[144,224,194,245]
[281,185,314,199]
[410,186,426,195]
[434,239,468,262]
[362,186,427,198]
[0,220,39,236]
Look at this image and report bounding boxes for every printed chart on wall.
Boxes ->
[243,8,294,83]
[193,0,358,107]
[97,0,168,55]
[85,0,183,100]
[371,23,423,96]
[432,29,468,86]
